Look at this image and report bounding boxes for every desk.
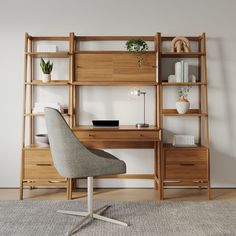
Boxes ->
[73,125,163,200]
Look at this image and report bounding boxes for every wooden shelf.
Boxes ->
[25,52,70,58]
[75,50,156,54]
[161,36,201,41]
[24,144,50,150]
[24,113,70,117]
[161,82,207,86]
[25,80,69,86]
[161,52,205,58]
[30,36,70,41]
[161,109,207,116]
[76,36,155,41]
[72,81,158,86]
[163,143,208,149]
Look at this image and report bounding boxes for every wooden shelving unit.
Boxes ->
[157,32,211,199]
[20,33,74,200]
[21,32,210,201]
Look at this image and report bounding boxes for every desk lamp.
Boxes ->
[130,88,149,128]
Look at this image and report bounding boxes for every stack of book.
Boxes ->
[175,61,189,82]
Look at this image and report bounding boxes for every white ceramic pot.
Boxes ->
[42,74,51,83]
[176,96,190,114]
[35,134,49,146]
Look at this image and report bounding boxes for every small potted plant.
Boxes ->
[176,86,191,114]
[40,58,53,83]
[126,39,148,67]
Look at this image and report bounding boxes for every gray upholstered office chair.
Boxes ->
[44,108,128,236]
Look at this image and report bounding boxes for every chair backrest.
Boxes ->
[44,107,90,178]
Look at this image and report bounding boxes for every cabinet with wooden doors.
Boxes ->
[157,33,211,199]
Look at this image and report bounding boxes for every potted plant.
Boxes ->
[126,39,148,67]
[40,58,53,83]
[176,86,191,114]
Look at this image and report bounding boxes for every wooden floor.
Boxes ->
[0,188,236,201]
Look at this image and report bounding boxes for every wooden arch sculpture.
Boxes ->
[171,36,191,53]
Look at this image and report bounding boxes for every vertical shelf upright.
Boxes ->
[158,33,211,199]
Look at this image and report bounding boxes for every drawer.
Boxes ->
[74,131,159,140]
[23,149,63,180]
[164,148,208,180]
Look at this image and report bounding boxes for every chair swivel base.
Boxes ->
[58,205,128,236]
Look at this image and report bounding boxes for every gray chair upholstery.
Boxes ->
[44,107,126,178]
[44,107,128,235]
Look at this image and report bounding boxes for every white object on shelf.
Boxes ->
[172,135,196,147]
[35,134,49,147]
[168,75,176,83]
[42,74,51,83]
[175,62,182,82]
[33,102,64,114]
[181,61,184,82]
[37,45,57,52]
[183,62,189,82]
[189,74,196,83]
[176,96,190,114]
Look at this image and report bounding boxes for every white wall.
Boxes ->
[0,0,236,187]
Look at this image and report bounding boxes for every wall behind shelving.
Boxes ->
[0,0,236,187]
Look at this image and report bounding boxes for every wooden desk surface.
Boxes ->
[73,125,160,131]
[73,125,161,149]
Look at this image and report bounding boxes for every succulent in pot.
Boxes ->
[126,39,148,67]
[176,86,191,114]
[40,58,53,83]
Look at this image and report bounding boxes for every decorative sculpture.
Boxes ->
[171,36,191,53]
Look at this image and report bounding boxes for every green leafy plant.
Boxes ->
[126,39,148,67]
[178,86,192,98]
[40,58,53,74]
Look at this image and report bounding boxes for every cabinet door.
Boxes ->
[112,53,156,82]
[75,53,113,82]
[75,52,156,83]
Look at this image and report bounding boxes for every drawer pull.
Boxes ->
[180,163,195,166]
[36,164,52,167]
[89,134,95,137]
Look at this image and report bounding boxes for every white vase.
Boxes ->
[42,74,51,83]
[176,96,190,114]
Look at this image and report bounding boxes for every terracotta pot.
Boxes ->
[176,96,190,114]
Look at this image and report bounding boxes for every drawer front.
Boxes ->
[164,148,208,180]
[24,149,63,180]
[74,131,159,140]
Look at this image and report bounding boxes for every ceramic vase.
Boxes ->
[176,96,190,114]
[42,74,51,83]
